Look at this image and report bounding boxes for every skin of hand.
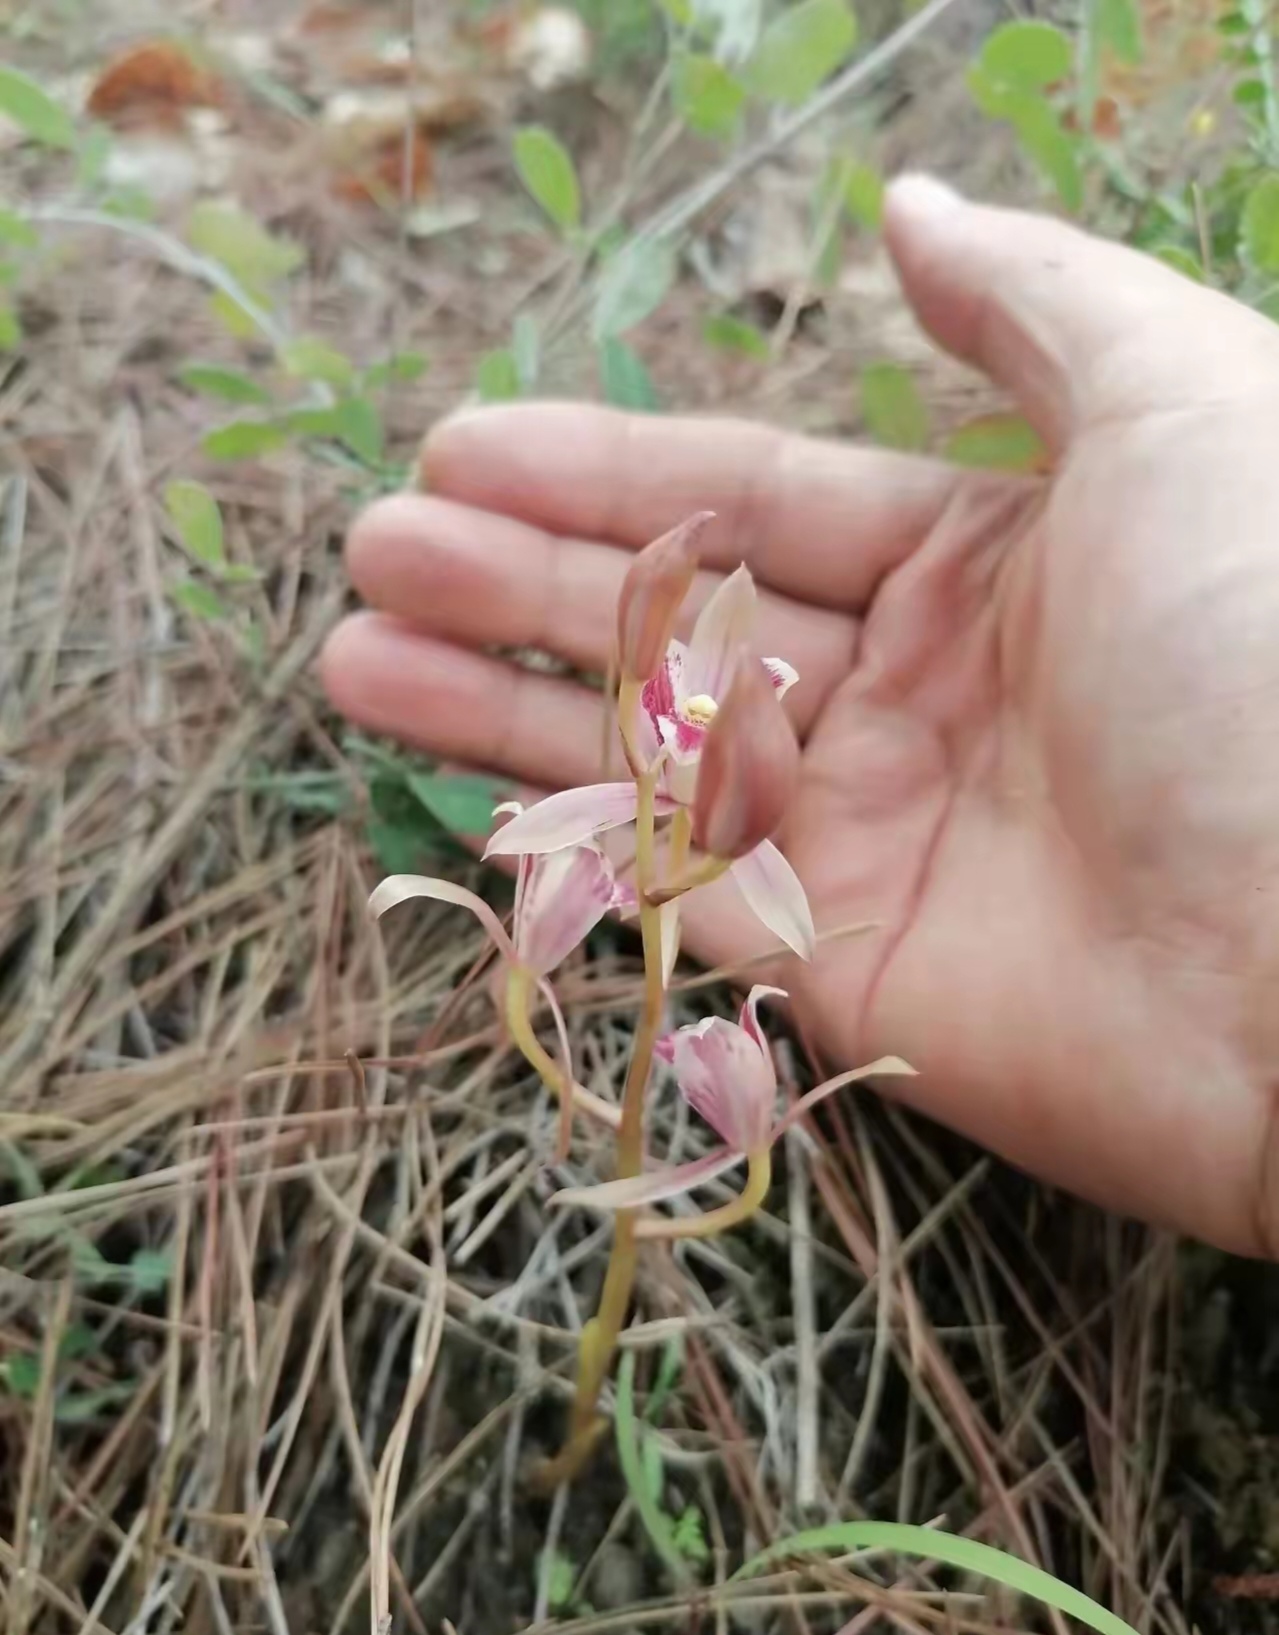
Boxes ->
[321,176,1279,1258]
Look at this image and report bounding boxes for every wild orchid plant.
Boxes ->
[370,513,914,1480]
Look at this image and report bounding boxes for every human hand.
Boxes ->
[321,177,1279,1257]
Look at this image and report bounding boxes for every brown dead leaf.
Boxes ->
[1214,1573,1279,1599]
[1100,0,1224,107]
[87,40,223,132]
[331,128,434,207]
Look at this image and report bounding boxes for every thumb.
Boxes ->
[883,175,1279,450]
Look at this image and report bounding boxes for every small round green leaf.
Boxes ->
[1241,173,1279,274]
[598,337,659,410]
[407,772,508,836]
[164,479,225,568]
[860,363,929,451]
[202,419,288,461]
[746,0,858,106]
[281,335,355,387]
[703,314,770,360]
[0,67,76,149]
[179,362,273,406]
[172,580,229,622]
[513,126,581,232]
[979,20,1073,89]
[592,238,677,340]
[672,53,745,137]
[476,348,521,402]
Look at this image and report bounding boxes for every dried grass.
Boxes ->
[0,3,1207,1633]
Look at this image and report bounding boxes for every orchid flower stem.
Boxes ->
[617,677,645,777]
[504,966,621,1142]
[635,1149,772,1241]
[647,853,729,906]
[555,767,665,1479]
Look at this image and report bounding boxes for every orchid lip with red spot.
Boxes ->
[482,566,816,963]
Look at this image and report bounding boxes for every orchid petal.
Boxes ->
[537,976,623,1136]
[369,875,519,966]
[517,846,617,974]
[762,657,799,700]
[771,1057,917,1140]
[656,713,708,766]
[483,784,638,858]
[550,1147,744,1212]
[730,840,816,961]
[669,1014,775,1152]
[686,566,756,701]
[739,985,787,1053]
[641,645,683,724]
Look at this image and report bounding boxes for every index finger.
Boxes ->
[421,404,964,612]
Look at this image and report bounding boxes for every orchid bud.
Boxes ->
[615,511,711,682]
[692,658,799,860]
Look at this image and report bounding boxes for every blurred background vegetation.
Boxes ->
[2,0,1279,1631]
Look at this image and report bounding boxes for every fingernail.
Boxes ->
[885,173,965,226]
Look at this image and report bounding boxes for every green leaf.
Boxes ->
[0,208,37,249]
[333,397,383,463]
[544,1551,577,1613]
[179,362,273,406]
[128,1248,172,1295]
[56,1383,136,1424]
[978,21,1072,90]
[746,0,858,106]
[943,414,1045,472]
[672,53,745,137]
[1240,173,1279,273]
[645,1333,685,1423]
[406,772,505,837]
[968,71,1082,210]
[513,126,581,232]
[1235,77,1267,105]
[592,238,677,339]
[164,480,225,570]
[734,1522,1139,1635]
[476,347,521,402]
[842,161,884,229]
[0,302,20,349]
[1152,243,1203,281]
[513,313,540,391]
[860,363,929,451]
[203,418,288,461]
[598,337,659,410]
[188,201,302,287]
[367,818,428,874]
[281,335,355,388]
[702,313,769,359]
[220,562,262,584]
[673,1507,710,1565]
[363,349,429,390]
[0,66,76,149]
[172,580,229,622]
[1,1354,41,1396]
[616,1350,693,1587]
[1094,0,1142,63]
[657,0,694,22]
[207,289,265,341]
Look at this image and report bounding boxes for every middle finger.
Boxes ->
[346,493,856,735]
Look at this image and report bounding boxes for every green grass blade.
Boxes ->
[732,1522,1139,1635]
[615,1350,691,1588]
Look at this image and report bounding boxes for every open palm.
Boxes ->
[322,180,1279,1256]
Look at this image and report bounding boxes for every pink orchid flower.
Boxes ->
[369,825,627,978]
[369,812,632,1133]
[484,568,813,961]
[549,986,915,1237]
